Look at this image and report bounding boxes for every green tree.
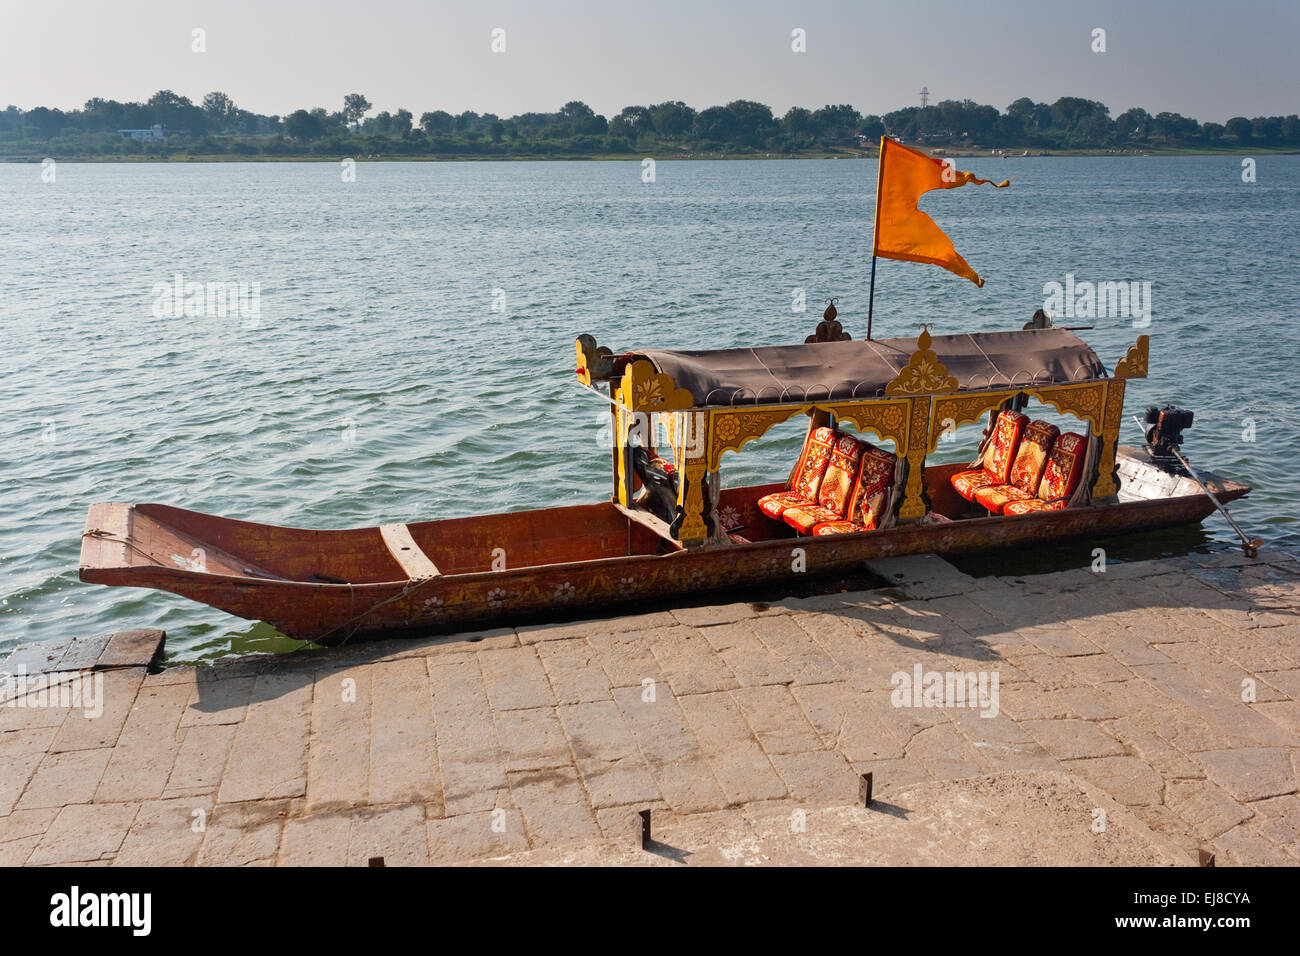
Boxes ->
[558,101,606,135]
[202,91,235,128]
[1224,116,1252,144]
[23,106,65,138]
[0,104,21,134]
[1115,108,1152,142]
[1151,112,1197,144]
[610,105,653,140]
[782,107,812,140]
[726,100,777,146]
[342,93,371,129]
[420,110,453,134]
[147,90,202,130]
[1005,97,1036,122]
[882,106,919,140]
[648,101,695,139]
[283,109,325,140]
[693,105,734,143]
[1251,115,1281,144]
[810,104,861,143]
[858,114,885,141]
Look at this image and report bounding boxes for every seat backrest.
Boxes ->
[789,426,838,500]
[817,432,866,515]
[1009,420,1060,493]
[1037,431,1088,501]
[847,443,898,530]
[983,410,1028,484]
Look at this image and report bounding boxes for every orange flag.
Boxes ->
[872,136,1010,287]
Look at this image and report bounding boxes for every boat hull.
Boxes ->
[79,450,1251,645]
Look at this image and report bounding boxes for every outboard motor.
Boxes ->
[1143,405,1194,471]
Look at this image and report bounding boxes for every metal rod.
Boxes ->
[1169,445,1261,558]
[867,254,877,340]
[868,136,887,342]
[1131,416,1261,557]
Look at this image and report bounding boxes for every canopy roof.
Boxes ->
[633,328,1107,407]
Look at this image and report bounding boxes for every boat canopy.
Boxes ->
[576,326,1148,548]
[632,328,1107,407]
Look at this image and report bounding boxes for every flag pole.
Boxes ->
[867,135,887,341]
[866,254,877,341]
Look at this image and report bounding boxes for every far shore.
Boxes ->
[5,146,1298,164]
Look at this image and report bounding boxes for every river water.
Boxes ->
[2,156,1296,662]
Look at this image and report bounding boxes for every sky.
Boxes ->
[1,0,1296,123]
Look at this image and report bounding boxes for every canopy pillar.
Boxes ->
[885,329,955,521]
[897,398,931,520]
[1093,335,1149,498]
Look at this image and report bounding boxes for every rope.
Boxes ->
[309,575,438,647]
[80,529,167,567]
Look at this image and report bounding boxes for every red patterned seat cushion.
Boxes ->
[1009,420,1060,493]
[1003,498,1067,516]
[755,425,840,523]
[783,503,846,533]
[809,520,862,535]
[951,469,998,499]
[815,433,866,515]
[757,490,813,520]
[806,445,898,536]
[788,441,898,536]
[973,419,1061,514]
[985,410,1029,484]
[783,433,876,535]
[973,484,1034,513]
[791,426,838,501]
[767,429,898,536]
[1003,432,1089,515]
[950,410,1028,502]
[847,445,898,530]
[1037,431,1088,501]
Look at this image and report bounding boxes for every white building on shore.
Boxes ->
[117,124,166,142]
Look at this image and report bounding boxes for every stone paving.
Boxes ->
[2,548,1298,866]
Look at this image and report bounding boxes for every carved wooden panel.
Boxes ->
[928,391,1014,451]
[885,329,958,396]
[1112,335,1150,379]
[1027,382,1107,430]
[899,398,932,520]
[677,457,710,546]
[707,406,807,471]
[824,399,911,451]
[1093,379,1127,498]
[575,334,616,386]
[620,359,694,412]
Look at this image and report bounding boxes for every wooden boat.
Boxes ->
[79,325,1251,645]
